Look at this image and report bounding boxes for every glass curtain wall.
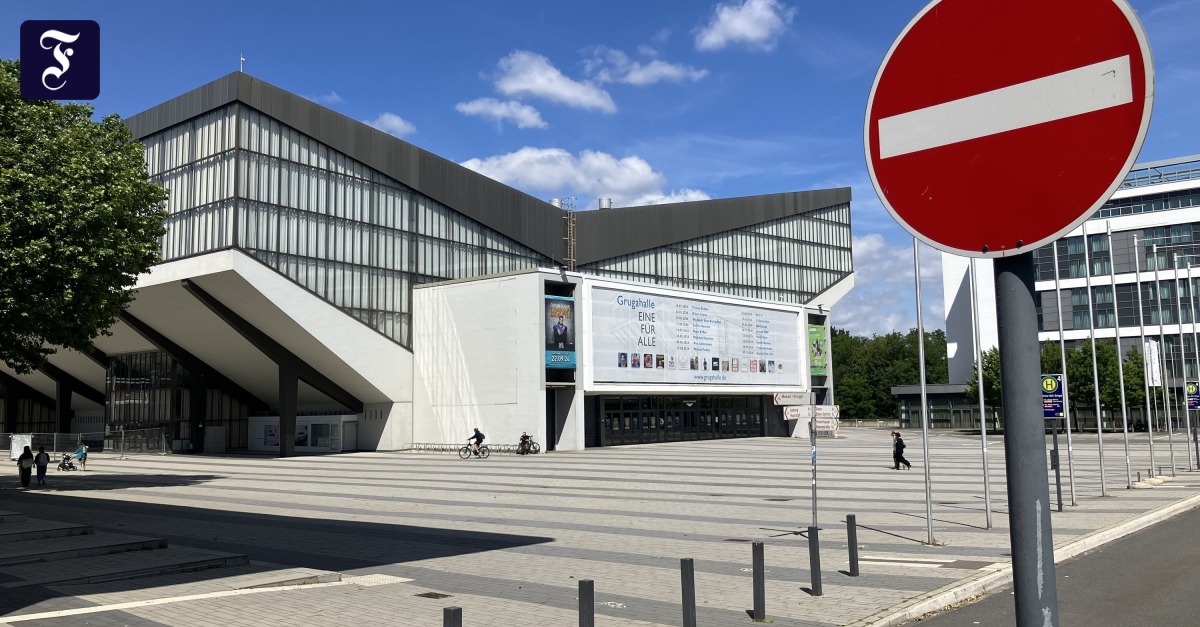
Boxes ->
[579,204,853,304]
[142,104,553,348]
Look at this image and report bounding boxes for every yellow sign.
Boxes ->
[1041,376,1059,393]
[1189,383,1198,395]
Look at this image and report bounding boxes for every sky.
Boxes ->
[4,0,1198,337]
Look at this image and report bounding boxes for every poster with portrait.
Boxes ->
[809,324,828,376]
[545,296,576,368]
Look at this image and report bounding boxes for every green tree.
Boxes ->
[832,327,949,421]
[0,59,166,373]
[1122,345,1146,414]
[964,347,1002,408]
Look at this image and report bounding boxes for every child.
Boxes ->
[34,446,50,486]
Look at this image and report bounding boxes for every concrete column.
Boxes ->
[279,364,297,458]
[55,382,73,433]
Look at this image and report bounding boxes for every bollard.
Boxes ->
[808,526,823,596]
[443,606,462,627]
[847,515,860,577]
[681,558,697,627]
[752,542,765,621]
[579,579,594,627]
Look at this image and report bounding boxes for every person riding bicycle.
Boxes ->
[518,431,531,455]
[468,428,486,456]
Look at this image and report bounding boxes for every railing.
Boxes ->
[0,430,168,458]
[402,443,522,454]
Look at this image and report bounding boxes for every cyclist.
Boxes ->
[518,431,531,455]
[468,428,486,456]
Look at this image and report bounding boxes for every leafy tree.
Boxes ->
[0,59,166,373]
[1122,345,1146,417]
[832,327,948,420]
[964,347,1002,408]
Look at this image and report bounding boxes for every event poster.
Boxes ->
[809,324,828,376]
[591,287,801,386]
[545,296,576,368]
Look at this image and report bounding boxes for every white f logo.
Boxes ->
[40,29,80,91]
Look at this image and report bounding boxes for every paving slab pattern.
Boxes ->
[0,428,1195,626]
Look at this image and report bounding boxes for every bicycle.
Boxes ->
[459,442,490,459]
[517,439,541,455]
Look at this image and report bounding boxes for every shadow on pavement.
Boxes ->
[0,483,555,618]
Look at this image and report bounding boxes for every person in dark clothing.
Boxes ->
[34,447,50,486]
[16,446,33,488]
[467,428,485,456]
[892,432,912,470]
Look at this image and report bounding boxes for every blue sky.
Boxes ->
[5,0,1198,336]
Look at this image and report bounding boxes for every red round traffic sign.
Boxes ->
[865,0,1154,258]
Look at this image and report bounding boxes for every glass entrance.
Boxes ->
[591,395,768,447]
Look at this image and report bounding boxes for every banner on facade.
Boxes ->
[809,324,828,376]
[590,287,801,385]
[545,296,576,368]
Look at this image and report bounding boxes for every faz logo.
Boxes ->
[20,20,100,101]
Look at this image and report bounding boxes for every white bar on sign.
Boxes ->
[878,56,1133,159]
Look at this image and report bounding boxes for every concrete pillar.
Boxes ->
[279,364,297,458]
[189,372,207,453]
[55,382,73,433]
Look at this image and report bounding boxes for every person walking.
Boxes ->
[16,446,33,488]
[893,431,912,470]
[33,447,50,486]
[74,441,88,471]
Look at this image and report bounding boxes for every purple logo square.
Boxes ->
[20,20,100,101]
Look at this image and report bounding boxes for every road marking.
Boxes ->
[1,581,350,622]
[878,56,1132,158]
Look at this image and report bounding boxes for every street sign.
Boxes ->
[784,405,840,420]
[864,0,1154,258]
[774,392,813,406]
[1042,374,1065,418]
[1188,382,1199,411]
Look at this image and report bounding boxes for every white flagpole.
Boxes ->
[1106,222,1132,488]
[1082,222,1108,495]
[969,258,993,527]
[914,238,935,545]
[1173,254,1194,472]
[1134,234,1157,475]
[1051,239,1078,505]
[1154,243,1177,476]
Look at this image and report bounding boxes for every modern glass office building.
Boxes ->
[0,72,856,453]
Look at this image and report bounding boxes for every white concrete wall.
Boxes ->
[413,273,547,449]
[942,254,997,384]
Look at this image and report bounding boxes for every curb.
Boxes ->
[844,490,1200,627]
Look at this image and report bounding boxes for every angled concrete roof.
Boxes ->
[126,72,850,267]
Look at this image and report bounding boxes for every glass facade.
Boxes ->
[578,204,853,304]
[142,104,554,348]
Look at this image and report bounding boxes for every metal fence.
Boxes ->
[0,429,168,458]
[402,443,522,454]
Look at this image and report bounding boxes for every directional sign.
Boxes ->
[1042,374,1064,418]
[864,0,1154,258]
[1188,382,1200,411]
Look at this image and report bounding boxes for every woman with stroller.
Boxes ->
[74,441,87,471]
[16,446,33,488]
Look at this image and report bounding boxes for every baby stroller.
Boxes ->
[57,453,78,472]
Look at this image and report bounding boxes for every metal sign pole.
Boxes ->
[1154,244,1177,476]
[1134,234,1157,475]
[969,257,993,528]
[810,418,818,529]
[914,239,935,546]
[996,252,1060,626]
[1106,222,1132,488]
[1051,240,1079,504]
[1189,260,1200,469]
[1081,222,1108,496]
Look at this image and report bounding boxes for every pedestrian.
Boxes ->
[34,446,50,486]
[893,431,912,470]
[74,441,88,471]
[16,446,33,488]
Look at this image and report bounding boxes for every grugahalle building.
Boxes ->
[0,72,855,454]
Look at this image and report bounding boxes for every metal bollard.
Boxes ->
[847,515,860,577]
[681,558,697,627]
[579,579,594,627]
[443,606,462,627]
[808,526,823,596]
[752,542,765,621]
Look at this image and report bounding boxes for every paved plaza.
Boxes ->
[0,428,1197,627]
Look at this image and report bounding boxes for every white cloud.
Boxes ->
[832,233,945,337]
[585,47,709,86]
[695,0,796,52]
[652,28,673,45]
[493,51,616,113]
[364,112,416,138]
[455,98,547,129]
[460,147,709,208]
[308,91,343,105]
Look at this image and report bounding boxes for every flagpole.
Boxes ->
[914,238,935,545]
[969,258,993,527]
[1174,254,1194,472]
[1134,234,1156,476]
[1106,222,1132,488]
[1154,243,1177,476]
[1082,222,1108,496]
[1051,239,1078,505]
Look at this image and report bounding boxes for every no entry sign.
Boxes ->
[865,0,1154,258]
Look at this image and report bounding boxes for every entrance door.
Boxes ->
[683,409,698,440]
[545,391,557,452]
